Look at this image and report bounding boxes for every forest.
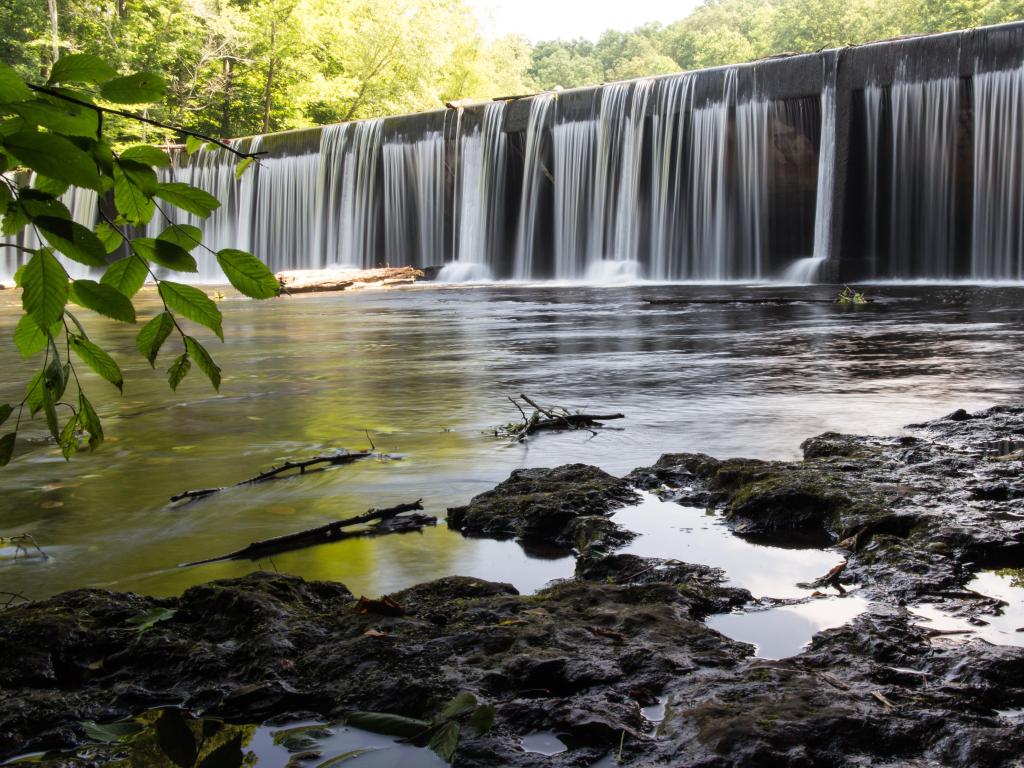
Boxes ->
[3,0,1023,143]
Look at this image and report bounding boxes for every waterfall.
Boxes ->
[862,85,884,275]
[552,119,595,279]
[812,84,836,262]
[888,65,959,278]
[450,102,507,280]
[512,93,554,280]
[735,99,770,280]
[383,131,445,268]
[971,65,1023,280]
[648,74,694,280]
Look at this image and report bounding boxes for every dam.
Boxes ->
[2,22,1023,284]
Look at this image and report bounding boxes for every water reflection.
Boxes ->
[707,596,869,659]
[910,570,1024,647]
[0,284,1022,599]
[612,492,844,599]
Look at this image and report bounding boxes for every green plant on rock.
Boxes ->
[0,54,279,469]
[836,285,868,305]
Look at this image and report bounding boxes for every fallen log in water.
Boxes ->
[170,451,392,503]
[497,393,624,442]
[178,500,430,567]
[276,266,425,294]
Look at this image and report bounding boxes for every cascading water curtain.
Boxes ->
[552,120,595,279]
[888,65,959,278]
[687,71,737,280]
[454,103,507,275]
[512,93,554,280]
[812,84,837,262]
[971,65,1024,281]
[862,85,884,276]
[383,131,445,268]
[735,98,770,279]
[647,74,694,281]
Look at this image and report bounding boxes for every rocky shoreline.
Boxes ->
[1,405,1022,766]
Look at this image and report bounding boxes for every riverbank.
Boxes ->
[1,404,1022,766]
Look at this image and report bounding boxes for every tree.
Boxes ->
[0,54,280,468]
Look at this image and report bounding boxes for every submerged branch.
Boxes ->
[495,393,625,442]
[170,451,392,503]
[179,500,430,567]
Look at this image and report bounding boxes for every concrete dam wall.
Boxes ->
[3,21,1023,283]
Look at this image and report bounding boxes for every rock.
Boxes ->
[446,464,639,550]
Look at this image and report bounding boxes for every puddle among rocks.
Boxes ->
[5,710,443,767]
[911,569,1024,647]
[520,731,568,756]
[706,596,870,659]
[612,492,847,599]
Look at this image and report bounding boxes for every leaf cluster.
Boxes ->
[1,54,279,468]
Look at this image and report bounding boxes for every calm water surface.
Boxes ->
[1,283,1023,601]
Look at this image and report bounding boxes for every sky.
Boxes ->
[468,0,703,42]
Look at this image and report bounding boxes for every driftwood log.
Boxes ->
[179,500,431,567]
[171,451,390,502]
[500,393,624,442]
[276,267,424,294]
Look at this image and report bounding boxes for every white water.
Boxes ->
[781,256,827,284]
[435,260,493,282]
[455,102,507,272]
[812,78,837,261]
[972,64,1024,280]
[383,131,445,267]
[512,93,555,280]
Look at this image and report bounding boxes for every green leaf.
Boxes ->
[467,705,495,735]
[440,693,477,720]
[185,135,204,156]
[14,315,59,358]
[345,713,429,739]
[32,174,69,197]
[100,72,166,104]
[426,721,460,763]
[158,224,202,252]
[101,256,148,298]
[117,158,158,195]
[69,279,136,323]
[2,130,103,191]
[113,164,154,226]
[159,281,223,339]
[0,432,15,466]
[21,248,68,329]
[120,144,171,168]
[136,312,175,367]
[35,216,107,267]
[24,370,46,416]
[70,335,123,392]
[154,182,220,218]
[13,99,100,138]
[184,337,221,391]
[155,709,197,768]
[196,733,244,768]
[133,237,197,273]
[0,404,10,429]
[216,249,279,299]
[0,62,32,103]
[80,720,144,743]
[167,354,190,391]
[48,54,117,85]
[235,156,254,180]
[78,392,103,450]
[59,414,79,460]
[95,221,124,254]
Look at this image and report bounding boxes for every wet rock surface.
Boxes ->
[2,406,1023,766]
